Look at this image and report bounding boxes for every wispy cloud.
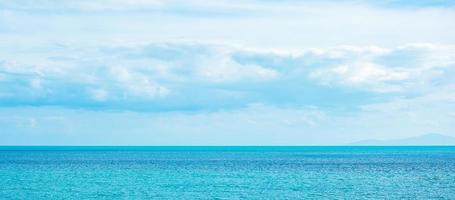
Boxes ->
[2,0,455,48]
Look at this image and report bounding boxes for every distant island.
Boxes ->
[350,133,455,146]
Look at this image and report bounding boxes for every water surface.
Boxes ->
[1,146,454,199]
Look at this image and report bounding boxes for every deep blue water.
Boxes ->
[1,146,455,199]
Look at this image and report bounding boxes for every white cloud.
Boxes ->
[89,89,108,101]
[109,67,169,98]
[305,44,455,92]
[196,53,278,82]
[309,62,411,92]
[29,78,42,89]
[0,42,454,110]
[29,118,37,128]
[361,84,455,113]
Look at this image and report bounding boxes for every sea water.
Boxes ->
[1,146,454,199]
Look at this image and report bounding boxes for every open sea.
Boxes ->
[1,146,454,199]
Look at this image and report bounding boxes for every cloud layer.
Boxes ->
[1,42,454,111]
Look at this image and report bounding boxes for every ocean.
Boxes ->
[1,146,454,199]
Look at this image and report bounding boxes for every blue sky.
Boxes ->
[0,0,454,145]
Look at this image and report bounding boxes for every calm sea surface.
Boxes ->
[1,146,455,199]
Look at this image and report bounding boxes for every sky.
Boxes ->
[0,0,454,145]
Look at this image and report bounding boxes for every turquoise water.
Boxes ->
[1,146,455,199]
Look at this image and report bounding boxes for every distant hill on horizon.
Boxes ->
[349,133,455,146]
